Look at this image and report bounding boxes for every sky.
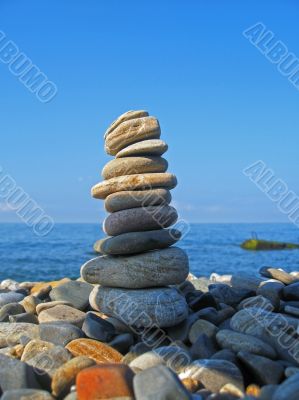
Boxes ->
[0,0,299,224]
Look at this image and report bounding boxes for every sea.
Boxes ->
[0,223,299,282]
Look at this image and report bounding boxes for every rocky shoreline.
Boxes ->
[0,267,299,399]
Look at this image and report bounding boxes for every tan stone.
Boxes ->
[105,117,160,156]
[92,173,177,199]
[102,156,168,180]
[31,278,71,295]
[38,305,85,327]
[116,139,168,158]
[20,295,41,314]
[66,339,122,364]
[104,110,149,139]
[36,300,74,315]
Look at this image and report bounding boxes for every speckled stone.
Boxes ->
[94,229,181,255]
[116,139,168,158]
[92,173,177,199]
[103,205,178,236]
[104,110,149,139]
[82,247,188,288]
[89,286,188,328]
[102,156,168,180]
[0,323,39,348]
[66,338,122,364]
[38,305,85,327]
[105,116,161,156]
[104,188,171,213]
[49,280,93,311]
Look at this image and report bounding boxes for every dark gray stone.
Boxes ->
[0,292,25,307]
[9,312,39,324]
[257,280,284,309]
[216,329,276,359]
[190,334,218,360]
[39,322,84,346]
[82,312,115,342]
[209,283,254,307]
[167,314,199,343]
[283,282,299,301]
[94,228,181,256]
[133,365,192,400]
[109,333,134,354]
[103,205,178,236]
[211,349,238,365]
[0,354,40,391]
[0,303,25,322]
[49,280,93,311]
[90,286,188,328]
[237,351,284,385]
[82,247,189,289]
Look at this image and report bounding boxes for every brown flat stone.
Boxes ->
[116,139,168,158]
[104,110,149,139]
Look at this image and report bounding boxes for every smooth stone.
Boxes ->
[0,322,39,348]
[9,312,39,324]
[39,322,84,346]
[21,339,72,377]
[92,173,177,199]
[237,351,284,385]
[166,314,199,343]
[284,305,299,317]
[1,390,54,399]
[211,349,238,365]
[20,295,41,313]
[133,365,191,400]
[36,300,74,314]
[237,295,274,311]
[104,110,149,139]
[103,205,178,236]
[102,156,168,180]
[0,292,25,306]
[190,334,218,360]
[82,312,116,341]
[94,229,181,256]
[256,280,284,309]
[38,305,86,327]
[182,359,244,393]
[189,320,218,344]
[230,274,264,291]
[0,354,40,391]
[30,278,71,295]
[49,281,93,311]
[63,393,77,400]
[66,338,122,364]
[76,364,135,399]
[209,283,253,307]
[116,139,168,158]
[109,333,134,354]
[122,342,153,365]
[90,286,188,328]
[260,267,296,285]
[0,302,25,322]
[282,282,299,300]
[82,247,189,289]
[104,188,171,213]
[129,346,192,373]
[272,372,299,400]
[216,330,277,359]
[105,116,161,156]
[188,292,218,312]
[285,366,299,377]
[51,356,96,398]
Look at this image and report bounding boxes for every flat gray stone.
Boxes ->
[283,282,299,300]
[49,280,93,310]
[92,173,177,200]
[90,286,188,328]
[0,292,25,307]
[105,188,171,213]
[0,322,39,348]
[116,139,168,158]
[237,351,284,385]
[103,205,178,236]
[0,354,41,391]
[104,110,149,139]
[216,329,277,359]
[102,156,168,180]
[133,365,191,400]
[94,229,181,255]
[188,319,218,344]
[105,116,161,155]
[82,247,189,288]
[273,372,299,400]
[0,302,25,322]
[182,359,244,393]
[39,322,84,346]
[1,390,54,399]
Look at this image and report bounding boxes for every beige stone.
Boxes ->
[38,305,85,327]
[104,110,149,139]
[116,139,168,158]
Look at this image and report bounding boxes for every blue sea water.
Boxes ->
[0,223,299,282]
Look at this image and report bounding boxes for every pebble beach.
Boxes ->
[1,110,299,399]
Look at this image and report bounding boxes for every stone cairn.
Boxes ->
[81,110,189,328]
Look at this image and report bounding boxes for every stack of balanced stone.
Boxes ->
[81,110,189,328]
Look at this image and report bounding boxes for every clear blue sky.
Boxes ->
[0,0,298,223]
